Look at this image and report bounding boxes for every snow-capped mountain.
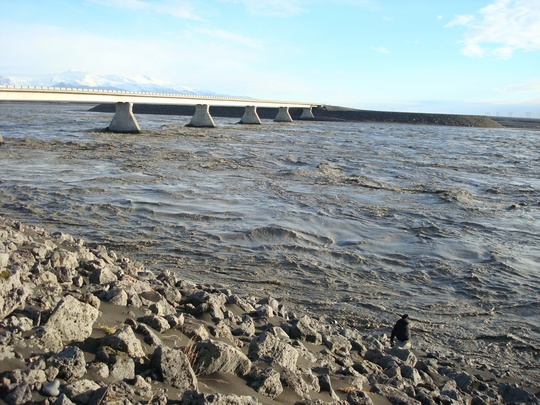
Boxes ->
[0,70,222,97]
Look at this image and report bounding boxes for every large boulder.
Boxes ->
[62,379,101,404]
[0,268,31,320]
[46,345,87,381]
[42,294,99,344]
[193,339,252,376]
[248,332,299,369]
[46,249,80,283]
[100,324,146,358]
[152,346,198,391]
[248,367,283,399]
[288,315,322,344]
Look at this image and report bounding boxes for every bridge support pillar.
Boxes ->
[108,102,141,133]
[274,106,293,122]
[240,106,262,124]
[187,104,216,127]
[300,107,315,119]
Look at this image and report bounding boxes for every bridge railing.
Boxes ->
[0,85,320,108]
[0,84,252,99]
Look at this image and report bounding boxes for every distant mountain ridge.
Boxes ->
[0,70,228,97]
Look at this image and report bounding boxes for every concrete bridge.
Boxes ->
[0,86,318,133]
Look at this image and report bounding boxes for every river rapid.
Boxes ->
[1,102,539,386]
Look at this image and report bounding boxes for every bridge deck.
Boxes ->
[0,86,316,109]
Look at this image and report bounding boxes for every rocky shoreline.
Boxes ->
[1,215,538,404]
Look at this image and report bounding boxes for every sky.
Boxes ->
[1,0,539,116]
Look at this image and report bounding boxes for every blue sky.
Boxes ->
[1,0,539,116]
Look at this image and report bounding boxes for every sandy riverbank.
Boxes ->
[1,215,539,404]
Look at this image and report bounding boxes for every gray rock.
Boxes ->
[347,390,375,405]
[4,382,32,405]
[323,333,352,356]
[211,321,242,347]
[255,303,275,317]
[89,265,118,285]
[0,268,31,320]
[440,380,463,402]
[137,313,171,332]
[370,383,421,404]
[47,345,87,381]
[166,311,185,328]
[415,387,439,405]
[89,381,144,405]
[42,294,99,344]
[158,286,182,304]
[41,379,61,397]
[152,346,198,391]
[47,249,79,282]
[0,252,8,268]
[52,393,76,405]
[0,342,15,360]
[109,354,135,380]
[80,292,100,309]
[280,368,312,400]
[149,298,177,316]
[100,324,146,358]
[62,379,101,404]
[498,382,540,404]
[453,371,476,393]
[104,287,129,306]
[86,362,110,379]
[232,314,256,337]
[385,346,418,367]
[181,391,258,405]
[186,290,227,308]
[193,339,252,376]
[318,373,340,401]
[400,364,423,386]
[289,315,323,344]
[249,367,283,399]
[136,322,163,347]
[364,349,399,369]
[227,294,256,313]
[248,332,299,369]
[183,322,211,341]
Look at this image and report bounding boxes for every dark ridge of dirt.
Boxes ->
[89,103,520,129]
[489,116,540,130]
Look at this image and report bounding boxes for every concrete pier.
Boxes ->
[187,104,216,128]
[240,106,262,124]
[108,102,141,133]
[274,106,293,122]
[300,107,315,119]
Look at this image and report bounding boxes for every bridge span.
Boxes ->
[0,86,318,133]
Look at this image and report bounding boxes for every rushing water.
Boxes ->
[1,102,539,385]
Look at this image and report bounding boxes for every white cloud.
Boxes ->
[371,46,389,54]
[88,0,206,21]
[497,78,540,94]
[198,29,262,48]
[446,0,540,58]
[220,0,306,17]
[445,14,475,27]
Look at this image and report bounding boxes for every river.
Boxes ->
[1,102,538,385]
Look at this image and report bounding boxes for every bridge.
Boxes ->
[0,86,319,133]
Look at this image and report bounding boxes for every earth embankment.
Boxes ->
[89,104,510,128]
